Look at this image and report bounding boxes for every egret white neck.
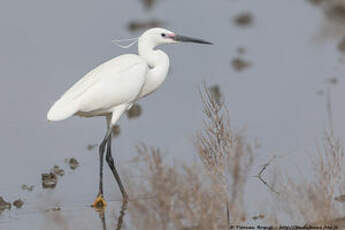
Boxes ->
[138,38,170,97]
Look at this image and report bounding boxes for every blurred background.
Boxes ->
[1,0,345,229]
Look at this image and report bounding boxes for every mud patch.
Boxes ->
[41,172,58,189]
[233,12,254,27]
[232,57,251,72]
[0,197,11,214]
[68,158,79,170]
[13,199,24,208]
[51,165,65,176]
[21,184,34,191]
[126,104,142,119]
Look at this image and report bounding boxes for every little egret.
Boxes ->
[47,27,212,208]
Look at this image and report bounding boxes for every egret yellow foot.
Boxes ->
[92,195,107,210]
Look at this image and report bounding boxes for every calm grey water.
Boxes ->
[0,0,343,229]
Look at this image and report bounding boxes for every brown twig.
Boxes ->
[255,156,279,195]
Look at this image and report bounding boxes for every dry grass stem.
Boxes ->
[195,85,254,223]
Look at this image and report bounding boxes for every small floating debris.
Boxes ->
[126,104,142,119]
[51,165,64,176]
[21,184,34,192]
[233,12,254,27]
[87,144,98,151]
[41,172,58,189]
[68,158,79,170]
[45,206,61,213]
[232,57,251,72]
[0,197,11,212]
[13,199,24,208]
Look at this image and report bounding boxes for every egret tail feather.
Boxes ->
[47,100,79,122]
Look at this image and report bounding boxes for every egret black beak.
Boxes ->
[173,35,213,45]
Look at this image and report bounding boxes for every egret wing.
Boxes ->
[77,61,148,114]
[47,54,148,121]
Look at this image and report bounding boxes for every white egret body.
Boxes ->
[47,27,211,208]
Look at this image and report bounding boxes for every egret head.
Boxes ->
[139,28,212,47]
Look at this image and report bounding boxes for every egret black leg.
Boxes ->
[98,128,112,197]
[106,135,128,200]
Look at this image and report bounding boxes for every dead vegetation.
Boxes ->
[121,86,345,229]
[195,86,254,224]
[275,133,345,226]
[124,86,255,229]
[127,145,229,230]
